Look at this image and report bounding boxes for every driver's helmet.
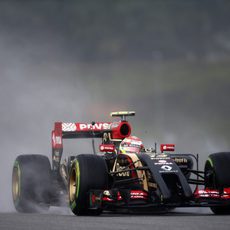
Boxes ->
[119,136,144,154]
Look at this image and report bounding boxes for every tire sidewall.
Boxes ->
[205,152,230,189]
[69,154,108,215]
[12,154,51,212]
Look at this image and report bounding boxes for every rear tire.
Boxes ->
[204,152,230,215]
[12,154,52,213]
[69,154,108,216]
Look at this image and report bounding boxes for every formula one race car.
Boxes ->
[12,111,230,215]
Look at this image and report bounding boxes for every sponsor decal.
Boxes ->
[160,144,175,152]
[158,160,167,163]
[52,135,62,145]
[155,162,173,165]
[99,144,115,152]
[52,131,62,148]
[77,122,111,131]
[161,165,172,171]
[154,159,173,165]
[130,191,148,199]
[56,136,62,144]
[116,163,130,177]
[156,154,168,159]
[196,188,230,199]
[62,123,77,132]
[173,158,188,163]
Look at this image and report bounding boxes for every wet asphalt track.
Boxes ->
[0,208,230,230]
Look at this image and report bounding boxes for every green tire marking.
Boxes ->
[70,160,80,211]
[70,201,76,210]
[207,158,214,167]
[75,160,80,199]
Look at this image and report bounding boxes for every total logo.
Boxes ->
[161,165,172,171]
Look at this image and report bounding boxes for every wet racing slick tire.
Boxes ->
[12,154,52,213]
[204,152,230,215]
[69,154,108,216]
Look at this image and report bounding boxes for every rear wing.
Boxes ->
[51,111,135,170]
[52,121,132,149]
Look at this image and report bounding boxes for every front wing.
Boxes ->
[88,188,230,211]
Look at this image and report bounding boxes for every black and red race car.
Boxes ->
[12,111,230,215]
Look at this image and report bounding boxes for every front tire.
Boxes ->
[204,152,230,215]
[69,154,108,216]
[12,154,52,213]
